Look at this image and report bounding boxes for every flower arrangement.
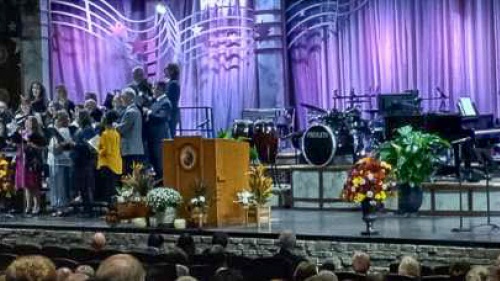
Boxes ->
[235,165,274,207]
[187,179,210,214]
[0,156,14,198]
[117,162,158,202]
[342,157,395,203]
[146,187,182,213]
[235,190,254,207]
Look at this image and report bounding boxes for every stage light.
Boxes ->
[156,2,167,15]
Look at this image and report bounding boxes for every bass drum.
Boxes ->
[302,124,337,166]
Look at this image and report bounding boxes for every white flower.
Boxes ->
[367,173,374,181]
[366,191,374,198]
[200,196,206,203]
[382,184,387,190]
[351,187,356,192]
[360,179,366,185]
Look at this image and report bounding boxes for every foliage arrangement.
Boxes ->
[235,165,273,207]
[0,156,14,198]
[187,179,210,213]
[342,157,395,203]
[377,126,450,187]
[117,162,158,201]
[146,187,182,213]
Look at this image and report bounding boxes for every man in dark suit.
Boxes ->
[116,88,144,175]
[130,67,153,108]
[274,231,306,273]
[144,81,171,177]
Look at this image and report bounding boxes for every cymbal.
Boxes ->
[300,103,328,114]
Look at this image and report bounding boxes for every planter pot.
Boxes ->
[116,201,150,219]
[398,183,423,214]
[255,205,271,227]
[360,199,378,236]
[155,207,176,226]
[191,207,208,228]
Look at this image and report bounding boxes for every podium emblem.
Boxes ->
[179,145,197,171]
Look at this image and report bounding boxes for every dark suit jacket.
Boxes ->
[146,95,172,141]
[273,248,306,271]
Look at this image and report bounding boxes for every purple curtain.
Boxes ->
[50,0,257,132]
[290,0,500,128]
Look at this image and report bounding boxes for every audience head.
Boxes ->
[212,232,229,248]
[75,265,94,278]
[84,99,97,112]
[208,245,227,269]
[294,261,318,281]
[352,252,370,274]
[153,81,167,98]
[467,266,489,281]
[175,277,198,281]
[91,232,106,251]
[450,260,471,276]
[147,233,164,249]
[120,89,136,106]
[398,256,420,277]
[212,269,243,281]
[96,254,145,281]
[56,267,73,281]
[0,101,8,114]
[66,274,88,281]
[319,261,336,273]
[176,233,195,256]
[132,67,145,83]
[164,63,180,80]
[78,110,93,129]
[279,230,297,251]
[112,95,123,111]
[5,255,57,281]
[56,110,70,128]
[306,271,338,281]
[55,85,68,101]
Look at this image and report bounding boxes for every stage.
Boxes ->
[1,209,500,247]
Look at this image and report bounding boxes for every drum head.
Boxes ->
[302,125,336,166]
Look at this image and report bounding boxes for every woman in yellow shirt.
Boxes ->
[97,110,122,203]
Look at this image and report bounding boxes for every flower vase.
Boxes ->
[256,205,271,227]
[191,207,207,228]
[360,199,378,236]
[155,207,176,226]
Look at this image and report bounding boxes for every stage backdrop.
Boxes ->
[288,0,500,128]
[50,0,256,131]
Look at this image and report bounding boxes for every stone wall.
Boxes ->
[0,228,499,271]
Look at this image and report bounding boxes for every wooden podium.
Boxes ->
[163,137,249,226]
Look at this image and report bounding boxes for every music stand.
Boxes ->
[451,138,471,233]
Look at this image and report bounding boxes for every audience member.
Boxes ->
[96,254,145,281]
[212,269,243,281]
[96,110,122,203]
[5,255,56,281]
[164,63,180,137]
[56,267,73,281]
[294,261,318,281]
[116,88,144,175]
[75,265,95,278]
[450,260,471,277]
[66,273,88,281]
[91,232,107,251]
[398,256,421,278]
[29,81,48,113]
[467,266,489,281]
[319,261,336,273]
[208,245,228,271]
[352,251,370,274]
[84,99,103,123]
[146,233,164,254]
[274,230,306,270]
[212,232,229,249]
[112,94,125,117]
[306,271,338,281]
[176,233,196,256]
[130,67,153,108]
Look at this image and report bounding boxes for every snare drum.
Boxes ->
[253,120,279,164]
[302,124,337,166]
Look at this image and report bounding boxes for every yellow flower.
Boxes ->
[0,170,6,178]
[354,193,366,203]
[352,177,363,187]
[381,161,391,170]
[375,191,387,201]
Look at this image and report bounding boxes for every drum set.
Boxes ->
[231,105,381,167]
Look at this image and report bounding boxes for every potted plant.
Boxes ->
[241,165,273,225]
[147,187,182,226]
[342,157,396,235]
[378,126,449,214]
[115,162,157,219]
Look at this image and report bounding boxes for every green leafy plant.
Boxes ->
[248,165,273,206]
[147,187,182,213]
[377,126,449,187]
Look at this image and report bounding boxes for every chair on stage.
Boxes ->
[14,243,41,256]
[52,258,80,270]
[42,245,69,259]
